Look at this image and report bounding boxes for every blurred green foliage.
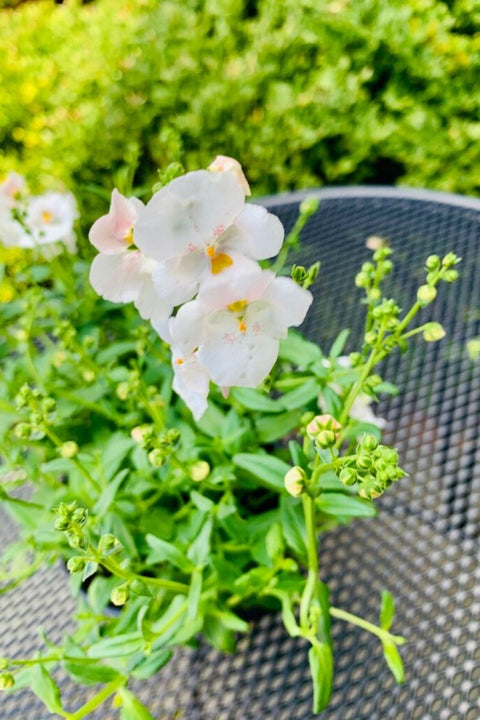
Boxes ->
[2,0,480,225]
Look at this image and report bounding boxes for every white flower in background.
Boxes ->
[170,257,313,395]
[134,170,284,308]
[208,155,251,196]
[89,190,174,332]
[0,172,30,248]
[26,192,78,252]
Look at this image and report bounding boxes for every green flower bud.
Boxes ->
[444,269,458,282]
[82,370,96,384]
[368,287,381,301]
[361,434,378,451]
[299,197,320,216]
[82,335,96,349]
[291,265,307,285]
[98,533,122,555]
[14,422,31,439]
[349,352,362,367]
[307,261,321,284]
[0,659,9,671]
[364,331,377,345]
[284,466,306,497]
[382,259,393,274]
[148,448,165,467]
[316,430,337,448]
[66,530,84,549]
[355,271,369,288]
[54,516,70,532]
[373,246,392,261]
[357,454,372,470]
[425,254,440,271]
[130,578,152,597]
[71,508,87,526]
[417,285,437,306]
[339,468,357,486]
[111,584,129,607]
[0,674,15,690]
[60,441,79,459]
[442,252,459,268]
[116,382,130,401]
[423,322,446,342]
[361,262,375,274]
[190,460,210,482]
[42,398,56,413]
[67,556,86,574]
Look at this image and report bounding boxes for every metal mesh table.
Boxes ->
[2,187,480,719]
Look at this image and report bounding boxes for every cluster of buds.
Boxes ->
[54,501,88,548]
[306,414,342,449]
[339,434,406,499]
[355,246,393,300]
[131,424,180,467]
[14,384,56,441]
[291,261,321,290]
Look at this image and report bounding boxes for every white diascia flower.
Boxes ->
[89,189,173,333]
[0,172,30,247]
[134,169,284,310]
[26,192,78,252]
[170,258,313,411]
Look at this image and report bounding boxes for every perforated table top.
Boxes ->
[1,186,480,719]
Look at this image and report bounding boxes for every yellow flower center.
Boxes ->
[210,251,233,275]
[238,320,247,333]
[175,357,184,365]
[41,211,53,224]
[124,227,134,245]
[227,299,248,313]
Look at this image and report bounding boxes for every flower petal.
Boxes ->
[197,311,279,387]
[89,251,144,303]
[172,351,210,420]
[89,189,138,254]
[260,276,313,337]
[135,170,244,262]
[222,204,284,260]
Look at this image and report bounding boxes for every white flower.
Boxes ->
[134,170,284,308]
[171,348,211,421]
[26,192,78,251]
[0,173,30,248]
[89,189,174,331]
[208,155,251,196]
[170,258,312,396]
[0,172,26,206]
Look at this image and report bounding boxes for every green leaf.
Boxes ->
[88,632,143,659]
[130,649,172,680]
[203,613,236,653]
[187,517,212,567]
[186,568,203,620]
[145,534,193,573]
[316,492,377,518]
[380,590,395,631]
[117,688,155,720]
[280,496,307,561]
[316,470,345,491]
[255,410,301,443]
[288,440,309,470]
[168,617,203,645]
[195,402,226,437]
[265,523,285,564]
[63,661,120,686]
[101,433,135,481]
[230,387,285,413]
[308,641,334,713]
[93,468,129,515]
[280,379,320,410]
[30,664,63,714]
[382,639,405,683]
[279,330,324,367]
[214,610,249,633]
[190,490,214,513]
[233,453,291,492]
[81,560,98,583]
[97,341,138,364]
[329,328,350,358]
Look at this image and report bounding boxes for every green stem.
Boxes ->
[329,606,405,644]
[66,679,124,720]
[43,426,101,493]
[300,493,319,630]
[98,555,189,595]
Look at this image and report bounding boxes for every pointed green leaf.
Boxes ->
[255,410,301,443]
[308,641,334,713]
[230,387,285,413]
[30,664,63,714]
[63,661,120,686]
[117,688,155,720]
[233,453,290,492]
[380,590,395,631]
[130,649,172,680]
[280,379,320,410]
[146,534,193,573]
[329,329,350,358]
[316,492,377,518]
[382,639,405,683]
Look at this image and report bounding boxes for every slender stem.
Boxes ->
[9,654,99,667]
[98,555,189,595]
[67,679,124,720]
[43,426,101,493]
[329,606,405,644]
[300,494,319,630]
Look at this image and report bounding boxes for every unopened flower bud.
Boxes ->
[382,259,393,274]
[98,533,122,554]
[355,271,369,288]
[357,454,372,470]
[148,448,165,467]
[306,414,341,439]
[0,674,15,690]
[208,155,251,196]
[0,660,7,671]
[425,254,440,271]
[71,507,87,526]
[291,265,307,284]
[361,434,378,451]
[116,382,130,401]
[316,430,336,448]
[42,398,56,413]
[299,197,320,216]
[442,252,459,268]
[66,530,84,549]
[366,235,385,251]
[111,584,129,607]
[130,424,152,444]
[130,578,151,596]
[444,269,458,282]
[423,322,446,342]
[340,468,357,486]
[372,246,392,261]
[284,466,306,497]
[190,460,210,482]
[364,331,376,345]
[417,285,437,306]
[82,370,96,384]
[60,441,79,459]
[67,556,86,574]
[14,423,31,439]
[368,287,381,300]
[349,352,361,367]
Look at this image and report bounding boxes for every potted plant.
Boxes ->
[0,158,459,718]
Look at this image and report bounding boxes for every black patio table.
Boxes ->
[1,186,480,719]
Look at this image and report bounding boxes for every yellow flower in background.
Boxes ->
[0,281,15,302]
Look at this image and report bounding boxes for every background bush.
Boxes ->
[2,0,480,226]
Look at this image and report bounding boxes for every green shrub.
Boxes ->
[2,0,480,228]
